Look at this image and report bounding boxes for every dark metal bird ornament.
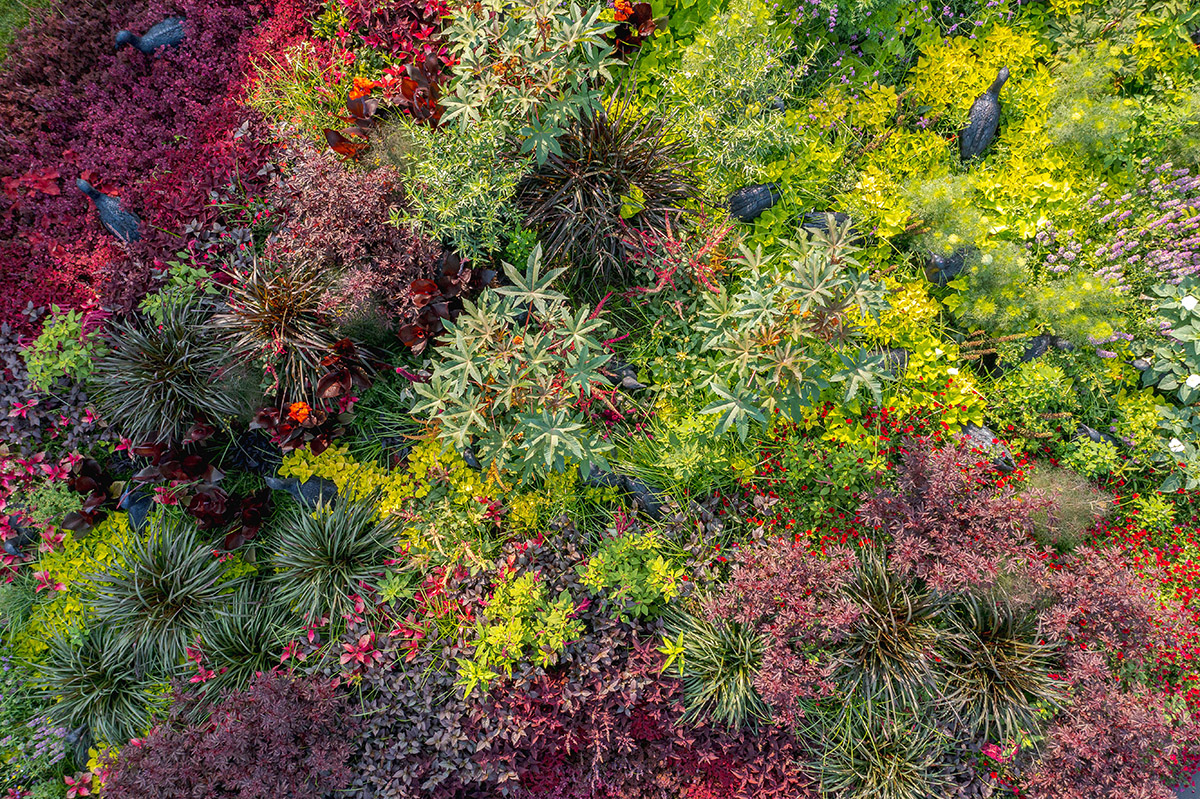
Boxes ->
[727,183,781,223]
[76,178,141,242]
[959,67,1009,161]
[924,247,973,287]
[115,16,186,55]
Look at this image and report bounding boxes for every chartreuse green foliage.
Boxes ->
[279,439,501,565]
[21,305,106,392]
[655,0,809,195]
[379,118,531,261]
[505,468,618,537]
[412,246,615,485]
[23,480,82,531]
[987,360,1079,452]
[17,514,138,660]
[441,0,617,165]
[694,225,889,439]
[457,570,584,696]
[580,524,687,620]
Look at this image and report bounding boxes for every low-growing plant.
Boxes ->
[88,514,238,669]
[102,672,357,798]
[21,306,105,393]
[93,300,252,444]
[268,495,400,623]
[1024,466,1114,552]
[665,610,769,728]
[195,584,302,694]
[580,520,687,619]
[40,626,165,749]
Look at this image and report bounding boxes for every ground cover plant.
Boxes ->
[3,0,1200,797]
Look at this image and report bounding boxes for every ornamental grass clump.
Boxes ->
[269,495,400,623]
[93,300,252,444]
[515,94,698,284]
[211,256,345,405]
[40,626,164,749]
[88,514,237,670]
[668,611,770,728]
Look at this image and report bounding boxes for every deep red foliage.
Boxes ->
[102,671,357,798]
[339,0,454,76]
[857,440,1048,592]
[704,542,860,726]
[0,0,316,330]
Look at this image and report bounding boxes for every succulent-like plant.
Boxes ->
[943,596,1064,741]
[515,92,698,283]
[93,300,251,444]
[197,584,302,694]
[88,515,238,669]
[669,610,770,728]
[211,257,342,405]
[41,626,165,748]
[269,496,400,623]
[836,550,949,715]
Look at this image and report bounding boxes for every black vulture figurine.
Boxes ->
[959,67,1009,161]
[727,183,781,223]
[115,16,186,55]
[76,178,141,242]
[924,247,973,287]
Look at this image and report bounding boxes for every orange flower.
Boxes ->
[614,0,633,21]
[348,76,378,100]
[288,401,312,424]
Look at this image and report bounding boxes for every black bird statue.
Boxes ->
[924,247,973,287]
[76,178,141,242]
[727,183,781,223]
[959,67,1009,161]
[115,15,185,55]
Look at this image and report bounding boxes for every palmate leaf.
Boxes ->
[563,344,610,397]
[558,305,608,352]
[699,381,767,441]
[828,349,889,405]
[495,243,567,315]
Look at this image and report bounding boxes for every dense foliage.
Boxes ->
[4,0,1200,797]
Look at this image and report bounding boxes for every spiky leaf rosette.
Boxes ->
[670,610,770,728]
[41,626,166,748]
[197,584,302,694]
[943,596,1064,741]
[212,257,341,404]
[269,495,400,624]
[803,700,950,799]
[89,515,239,670]
[836,550,950,716]
[515,94,698,283]
[93,301,251,444]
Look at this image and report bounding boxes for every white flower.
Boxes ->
[947,367,959,376]
[934,347,944,357]
[1188,374,1200,389]
[1169,438,1186,453]
[1183,295,1199,312]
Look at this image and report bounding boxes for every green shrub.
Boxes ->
[440,0,617,164]
[379,118,530,261]
[23,480,82,531]
[268,496,400,624]
[1046,48,1137,164]
[1024,466,1114,551]
[94,300,252,444]
[411,245,614,484]
[196,584,301,694]
[580,525,687,619]
[21,306,105,393]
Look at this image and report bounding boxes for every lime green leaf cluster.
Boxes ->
[21,305,106,392]
[457,571,583,695]
[580,527,687,619]
[17,514,138,659]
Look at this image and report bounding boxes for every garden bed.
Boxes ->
[2,0,1200,797]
